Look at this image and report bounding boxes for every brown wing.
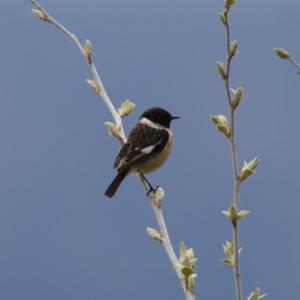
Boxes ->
[114,124,169,172]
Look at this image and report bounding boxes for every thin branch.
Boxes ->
[139,177,195,300]
[31,0,126,142]
[274,47,300,74]
[288,56,300,74]
[223,10,243,300]
[31,2,194,299]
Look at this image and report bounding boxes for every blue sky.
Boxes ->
[1,0,299,299]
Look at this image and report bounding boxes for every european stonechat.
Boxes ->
[105,107,179,197]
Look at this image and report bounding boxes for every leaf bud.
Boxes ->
[117,99,136,118]
[146,227,162,242]
[86,79,101,94]
[239,156,261,181]
[274,47,291,59]
[217,61,227,80]
[229,40,238,58]
[211,114,231,138]
[104,121,122,139]
[231,87,243,109]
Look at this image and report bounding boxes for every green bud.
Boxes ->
[230,203,238,221]
[211,114,231,138]
[239,156,261,181]
[104,121,121,138]
[179,242,197,269]
[222,241,235,267]
[223,241,234,257]
[231,87,243,109]
[86,79,101,94]
[179,242,197,291]
[274,47,291,59]
[223,206,251,222]
[216,61,227,80]
[218,11,227,26]
[222,204,238,223]
[247,288,267,300]
[229,40,238,57]
[146,227,162,242]
[179,241,187,257]
[117,99,136,118]
[221,257,234,267]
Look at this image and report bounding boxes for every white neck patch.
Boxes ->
[139,117,163,129]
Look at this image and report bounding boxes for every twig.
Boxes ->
[139,177,195,300]
[274,47,300,74]
[223,9,243,300]
[288,56,300,73]
[31,1,194,299]
[31,0,126,142]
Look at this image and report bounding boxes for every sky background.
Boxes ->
[0,0,299,299]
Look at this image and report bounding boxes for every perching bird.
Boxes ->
[105,107,179,197]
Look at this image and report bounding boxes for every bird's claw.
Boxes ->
[146,185,160,197]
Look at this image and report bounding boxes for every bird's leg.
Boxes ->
[140,173,156,195]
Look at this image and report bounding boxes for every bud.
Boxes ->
[221,240,235,267]
[222,204,238,222]
[84,40,93,64]
[274,47,291,59]
[239,156,261,181]
[247,288,267,300]
[225,0,237,10]
[151,186,165,208]
[32,8,47,21]
[231,87,243,109]
[211,114,231,138]
[218,11,227,26]
[217,61,227,80]
[179,241,197,291]
[222,206,251,222]
[146,227,162,242]
[104,121,122,138]
[229,40,238,58]
[86,79,101,94]
[179,242,197,268]
[117,99,136,118]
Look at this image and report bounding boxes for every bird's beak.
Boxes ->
[171,116,180,120]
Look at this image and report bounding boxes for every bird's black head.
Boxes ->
[140,107,180,128]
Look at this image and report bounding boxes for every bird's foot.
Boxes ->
[146,185,160,197]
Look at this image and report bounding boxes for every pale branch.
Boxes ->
[139,177,195,300]
[31,0,126,142]
[31,1,194,299]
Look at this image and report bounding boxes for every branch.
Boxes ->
[31,2,195,299]
[31,0,126,142]
[274,47,300,74]
[217,4,261,300]
[288,56,300,73]
[223,8,243,300]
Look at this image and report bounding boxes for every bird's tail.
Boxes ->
[105,171,128,198]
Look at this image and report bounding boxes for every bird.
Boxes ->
[105,107,179,198]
